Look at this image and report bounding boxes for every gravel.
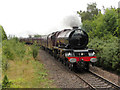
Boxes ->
[37,49,120,88]
[37,49,88,88]
[90,65,120,86]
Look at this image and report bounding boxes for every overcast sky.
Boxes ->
[0,0,119,37]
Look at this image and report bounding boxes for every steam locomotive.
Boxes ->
[20,27,97,71]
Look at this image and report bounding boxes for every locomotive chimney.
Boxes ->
[73,26,78,29]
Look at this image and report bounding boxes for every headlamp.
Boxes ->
[90,58,97,62]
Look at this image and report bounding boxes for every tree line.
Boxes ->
[77,3,120,73]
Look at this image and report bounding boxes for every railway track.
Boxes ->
[58,59,120,89]
[55,56,120,89]
[74,70,120,89]
[46,50,120,89]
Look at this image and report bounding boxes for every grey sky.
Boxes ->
[118,1,120,8]
[0,0,119,37]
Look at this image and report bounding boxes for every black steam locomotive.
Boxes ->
[20,27,97,71]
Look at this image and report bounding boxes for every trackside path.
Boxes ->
[37,49,89,88]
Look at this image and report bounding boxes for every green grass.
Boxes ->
[2,54,56,88]
[2,38,56,88]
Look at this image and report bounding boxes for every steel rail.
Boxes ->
[73,72,96,90]
[89,70,120,89]
[48,50,120,89]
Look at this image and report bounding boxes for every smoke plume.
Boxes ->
[62,14,81,28]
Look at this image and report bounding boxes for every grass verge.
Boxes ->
[2,56,56,88]
[2,43,56,88]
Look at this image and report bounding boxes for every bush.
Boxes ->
[2,36,40,73]
[2,75,12,88]
[32,44,39,60]
[88,36,120,72]
[0,25,7,41]
[2,37,27,73]
[81,7,120,73]
[2,38,25,60]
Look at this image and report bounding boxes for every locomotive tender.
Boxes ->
[20,27,97,71]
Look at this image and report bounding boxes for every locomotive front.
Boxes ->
[64,49,97,71]
[69,27,88,49]
[55,27,97,71]
[56,27,88,49]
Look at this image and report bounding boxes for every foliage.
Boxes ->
[103,8,118,36]
[2,37,25,75]
[2,37,25,60]
[32,44,39,60]
[1,24,53,88]
[2,35,40,73]
[0,25,7,41]
[2,75,12,88]
[82,8,119,38]
[78,4,120,73]
[88,36,120,72]
[2,35,51,88]
[34,34,41,37]
[77,2,99,22]
[2,57,55,88]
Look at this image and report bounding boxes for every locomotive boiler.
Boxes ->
[56,27,88,49]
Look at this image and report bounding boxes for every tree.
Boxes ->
[103,8,118,35]
[78,4,120,72]
[77,3,99,22]
[114,8,120,37]
[34,34,41,37]
[0,25,7,41]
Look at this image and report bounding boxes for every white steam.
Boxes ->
[62,14,81,29]
[47,14,82,33]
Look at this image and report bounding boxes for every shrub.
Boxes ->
[2,38,26,60]
[81,7,120,73]
[88,36,120,72]
[2,75,12,88]
[32,44,39,60]
[0,25,7,41]
[2,37,26,73]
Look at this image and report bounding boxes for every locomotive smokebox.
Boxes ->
[69,29,88,49]
[56,28,88,49]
